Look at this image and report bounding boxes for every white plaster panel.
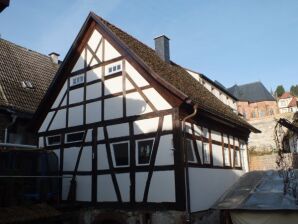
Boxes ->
[211,130,222,142]
[193,124,202,137]
[39,137,44,148]
[87,67,102,82]
[135,172,148,202]
[223,134,229,144]
[68,106,83,127]
[63,147,92,171]
[76,176,92,201]
[49,109,66,130]
[98,144,109,170]
[185,122,192,134]
[212,144,224,166]
[104,76,123,95]
[62,176,72,200]
[72,49,85,72]
[148,171,175,202]
[126,92,153,116]
[39,111,54,132]
[196,140,203,164]
[86,102,101,124]
[107,123,129,138]
[97,127,104,140]
[86,48,93,66]
[97,174,118,202]
[104,96,123,120]
[88,29,102,52]
[104,40,121,61]
[52,82,67,109]
[143,88,172,110]
[189,168,244,212]
[162,115,173,131]
[116,173,130,202]
[133,117,159,135]
[94,43,103,64]
[69,87,84,104]
[125,61,148,87]
[229,136,234,145]
[125,78,134,91]
[202,127,209,138]
[86,82,101,100]
[155,135,174,165]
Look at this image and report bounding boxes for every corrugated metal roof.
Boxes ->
[213,170,298,210]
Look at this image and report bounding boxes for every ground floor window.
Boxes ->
[203,142,210,164]
[137,139,154,165]
[66,131,84,143]
[186,139,196,163]
[112,142,129,167]
[47,135,61,146]
[224,147,230,166]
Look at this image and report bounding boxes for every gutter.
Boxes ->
[182,103,198,223]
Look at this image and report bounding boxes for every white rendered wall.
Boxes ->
[189,168,244,212]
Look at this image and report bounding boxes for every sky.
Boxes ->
[0,0,297,91]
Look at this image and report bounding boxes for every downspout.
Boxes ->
[182,103,198,224]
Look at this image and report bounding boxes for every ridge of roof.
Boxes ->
[90,12,258,132]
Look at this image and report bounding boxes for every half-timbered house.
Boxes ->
[34,12,259,223]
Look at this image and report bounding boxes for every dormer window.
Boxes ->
[21,81,34,89]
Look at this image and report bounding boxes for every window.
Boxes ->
[224,147,230,166]
[186,139,196,162]
[71,74,84,86]
[107,63,122,75]
[47,135,61,146]
[112,142,129,167]
[203,142,210,164]
[137,139,154,165]
[21,81,34,89]
[269,109,274,115]
[66,131,84,143]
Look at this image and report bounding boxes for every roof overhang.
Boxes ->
[0,0,9,12]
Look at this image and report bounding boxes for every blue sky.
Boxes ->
[0,0,297,91]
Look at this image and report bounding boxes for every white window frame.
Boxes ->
[65,131,85,143]
[46,135,61,146]
[111,141,130,168]
[234,148,241,167]
[107,63,122,75]
[70,74,85,87]
[136,138,155,166]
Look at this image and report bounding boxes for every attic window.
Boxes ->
[21,81,34,89]
[107,63,122,75]
[71,74,85,86]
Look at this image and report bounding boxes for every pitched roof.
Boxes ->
[34,12,259,133]
[228,81,275,102]
[0,38,58,114]
[280,92,293,99]
[288,97,298,107]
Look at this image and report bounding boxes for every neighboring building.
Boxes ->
[186,69,238,113]
[279,112,298,153]
[0,38,58,147]
[34,12,259,223]
[0,0,9,12]
[228,82,278,120]
[278,92,298,113]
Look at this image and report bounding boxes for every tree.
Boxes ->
[290,85,298,96]
[275,85,285,97]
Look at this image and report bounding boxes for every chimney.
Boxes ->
[154,35,170,62]
[49,52,60,64]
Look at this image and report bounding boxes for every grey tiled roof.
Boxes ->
[0,38,58,114]
[228,81,275,102]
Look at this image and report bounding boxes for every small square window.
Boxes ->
[113,66,116,72]
[137,139,154,165]
[186,139,196,162]
[73,79,77,85]
[47,135,61,146]
[112,142,129,167]
[108,67,113,73]
[117,64,121,70]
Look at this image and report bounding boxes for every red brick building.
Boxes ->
[228,82,279,120]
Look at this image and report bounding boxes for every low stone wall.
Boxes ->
[249,153,298,171]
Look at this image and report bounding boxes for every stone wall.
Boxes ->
[248,112,294,152]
